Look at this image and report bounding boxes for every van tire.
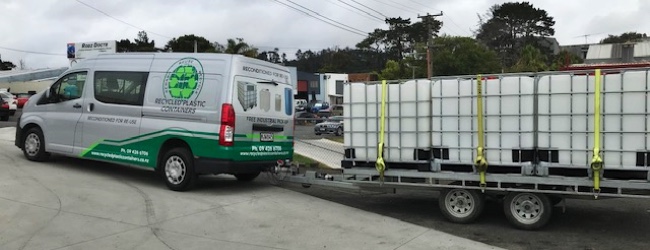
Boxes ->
[22,127,50,162]
[160,147,197,191]
[235,172,260,182]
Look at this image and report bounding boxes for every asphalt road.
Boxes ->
[0,109,19,129]
[7,110,650,249]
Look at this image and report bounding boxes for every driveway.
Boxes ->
[0,127,498,250]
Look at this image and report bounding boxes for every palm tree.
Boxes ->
[224,38,258,58]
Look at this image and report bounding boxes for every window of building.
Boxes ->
[94,71,149,106]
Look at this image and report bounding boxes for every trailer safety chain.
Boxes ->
[475,75,488,190]
[376,80,388,184]
[591,69,603,198]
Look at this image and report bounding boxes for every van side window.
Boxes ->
[50,72,87,102]
[94,71,149,106]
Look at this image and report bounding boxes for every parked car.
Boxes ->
[314,116,344,136]
[0,95,10,121]
[310,101,330,113]
[295,111,319,125]
[16,93,31,108]
[331,105,343,116]
[0,91,17,116]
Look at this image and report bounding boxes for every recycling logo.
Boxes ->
[163,58,204,100]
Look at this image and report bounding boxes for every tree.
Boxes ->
[221,38,258,58]
[430,36,502,76]
[257,47,282,63]
[476,2,555,68]
[0,59,16,71]
[601,32,648,44]
[117,31,159,52]
[511,44,548,72]
[550,50,583,70]
[378,60,402,80]
[116,39,136,52]
[165,34,216,53]
[134,31,156,52]
[357,17,442,75]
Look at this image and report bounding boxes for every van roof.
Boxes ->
[81,53,289,72]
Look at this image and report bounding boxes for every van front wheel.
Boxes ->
[161,147,197,191]
[23,127,50,162]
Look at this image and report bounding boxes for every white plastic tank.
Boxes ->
[344,79,431,162]
[537,70,650,169]
[431,75,536,165]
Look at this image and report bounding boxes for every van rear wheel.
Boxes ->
[160,147,197,191]
[235,172,260,182]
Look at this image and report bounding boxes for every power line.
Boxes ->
[370,0,421,14]
[284,0,368,34]
[324,0,383,23]
[337,0,385,22]
[404,0,440,11]
[348,0,387,18]
[74,0,172,39]
[444,16,472,36]
[0,46,65,56]
[270,0,367,36]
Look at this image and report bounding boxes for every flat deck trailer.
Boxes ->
[275,68,650,230]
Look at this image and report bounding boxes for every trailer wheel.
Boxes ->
[503,192,552,230]
[438,188,485,224]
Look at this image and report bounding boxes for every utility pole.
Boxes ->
[418,12,443,78]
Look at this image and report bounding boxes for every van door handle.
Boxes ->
[88,103,94,112]
[73,103,82,109]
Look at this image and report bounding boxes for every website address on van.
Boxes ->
[240,152,290,157]
[90,151,150,164]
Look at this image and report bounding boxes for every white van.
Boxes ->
[15,53,295,191]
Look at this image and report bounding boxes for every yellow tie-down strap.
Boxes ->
[591,69,603,197]
[475,75,488,189]
[376,80,388,183]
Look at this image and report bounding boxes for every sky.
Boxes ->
[1,0,648,69]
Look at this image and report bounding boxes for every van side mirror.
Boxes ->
[44,88,51,99]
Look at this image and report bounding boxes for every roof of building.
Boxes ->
[0,67,68,83]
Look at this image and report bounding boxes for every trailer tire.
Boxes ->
[503,192,552,230]
[438,188,485,224]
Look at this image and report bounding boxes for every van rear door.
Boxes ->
[231,68,293,162]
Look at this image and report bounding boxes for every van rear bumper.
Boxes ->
[194,158,277,175]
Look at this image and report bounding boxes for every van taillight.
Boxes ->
[219,103,235,146]
[1,101,7,109]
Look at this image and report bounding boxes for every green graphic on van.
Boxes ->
[164,58,204,100]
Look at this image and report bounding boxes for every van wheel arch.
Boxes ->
[22,125,50,161]
[157,138,192,171]
[21,124,43,148]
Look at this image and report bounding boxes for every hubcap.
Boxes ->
[445,190,475,218]
[25,133,40,156]
[165,156,186,185]
[511,193,543,224]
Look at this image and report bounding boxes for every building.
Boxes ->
[561,40,650,70]
[295,71,320,102]
[0,67,67,93]
[317,73,348,105]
